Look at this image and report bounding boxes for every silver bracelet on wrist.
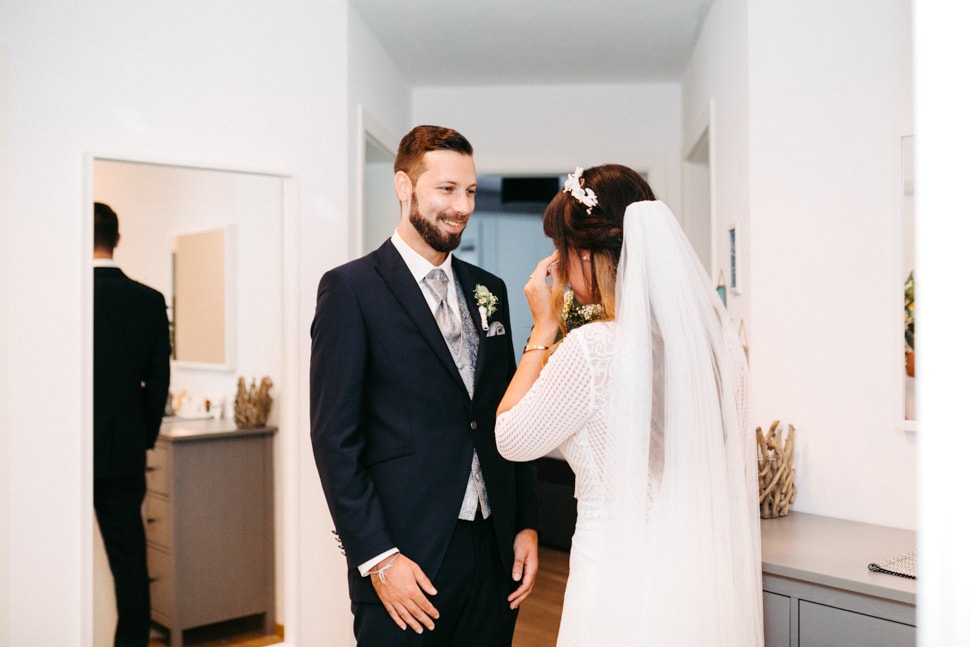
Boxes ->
[369,554,399,584]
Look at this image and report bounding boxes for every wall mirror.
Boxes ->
[91,158,289,646]
[171,226,235,368]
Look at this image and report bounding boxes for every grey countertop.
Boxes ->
[160,417,277,441]
[761,511,917,605]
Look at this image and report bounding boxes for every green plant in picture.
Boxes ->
[904,271,915,352]
[904,270,915,378]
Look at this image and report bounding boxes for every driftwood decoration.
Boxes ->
[756,420,797,518]
[234,376,273,428]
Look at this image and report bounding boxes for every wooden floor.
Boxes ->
[148,546,568,647]
[149,616,283,647]
[513,546,569,647]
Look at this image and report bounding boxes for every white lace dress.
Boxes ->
[496,321,615,647]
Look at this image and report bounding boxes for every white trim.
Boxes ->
[682,99,717,279]
[708,100,719,288]
[81,152,95,647]
[356,106,397,257]
[278,174,300,647]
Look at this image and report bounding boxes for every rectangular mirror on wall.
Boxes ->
[171,226,235,368]
[92,158,288,645]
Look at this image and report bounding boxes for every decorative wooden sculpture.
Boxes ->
[234,376,273,428]
[756,420,797,518]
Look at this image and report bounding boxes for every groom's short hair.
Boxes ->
[395,125,474,185]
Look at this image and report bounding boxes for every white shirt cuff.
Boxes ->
[358,548,400,577]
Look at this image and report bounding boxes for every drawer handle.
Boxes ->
[146,466,157,473]
[146,517,158,525]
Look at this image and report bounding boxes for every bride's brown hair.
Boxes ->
[543,164,655,334]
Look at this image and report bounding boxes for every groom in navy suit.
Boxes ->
[310,125,539,646]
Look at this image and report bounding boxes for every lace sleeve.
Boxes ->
[495,326,599,462]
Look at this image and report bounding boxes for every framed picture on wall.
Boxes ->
[728,222,740,294]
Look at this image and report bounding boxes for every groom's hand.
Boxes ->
[370,553,440,633]
[508,528,539,609]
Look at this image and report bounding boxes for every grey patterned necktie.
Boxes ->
[424,268,462,355]
[426,268,489,519]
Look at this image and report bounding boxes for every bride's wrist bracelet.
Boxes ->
[523,344,550,354]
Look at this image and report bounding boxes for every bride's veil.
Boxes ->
[599,200,763,645]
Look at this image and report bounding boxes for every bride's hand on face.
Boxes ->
[524,253,560,341]
[497,253,560,415]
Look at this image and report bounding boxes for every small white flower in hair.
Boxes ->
[563,167,598,214]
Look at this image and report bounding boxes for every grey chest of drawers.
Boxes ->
[145,419,277,647]
[761,512,916,647]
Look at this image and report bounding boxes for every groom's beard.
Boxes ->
[409,194,465,253]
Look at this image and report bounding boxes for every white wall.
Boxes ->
[0,1,350,645]
[683,0,915,531]
[348,6,413,148]
[681,0,751,328]
[747,0,915,529]
[412,83,683,214]
[348,4,414,258]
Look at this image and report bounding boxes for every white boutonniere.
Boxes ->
[473,284,499,331]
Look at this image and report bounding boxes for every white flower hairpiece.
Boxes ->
[563,167,598,214]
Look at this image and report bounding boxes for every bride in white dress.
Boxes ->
[496,165,763,647]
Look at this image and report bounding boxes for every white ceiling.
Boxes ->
[350,0,715,86]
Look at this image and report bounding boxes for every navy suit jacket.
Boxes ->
[309,240,539,602]
[93,266,171,480]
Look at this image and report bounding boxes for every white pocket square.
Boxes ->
[486,321,506,337]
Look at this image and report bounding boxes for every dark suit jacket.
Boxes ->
[93,266,171,480]
[310,240,539,603]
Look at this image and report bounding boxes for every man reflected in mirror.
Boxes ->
[93,202,171,647]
